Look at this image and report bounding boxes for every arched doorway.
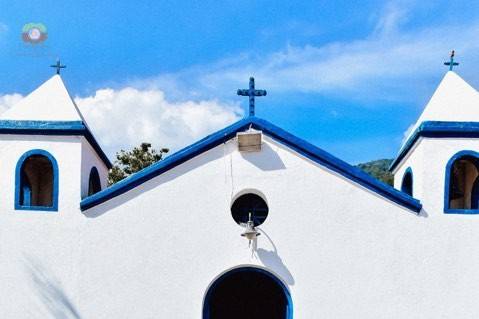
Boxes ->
[203,267,292,319]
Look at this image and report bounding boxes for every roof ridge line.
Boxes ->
[81,116,421,213]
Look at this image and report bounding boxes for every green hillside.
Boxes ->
[356,159,394,186]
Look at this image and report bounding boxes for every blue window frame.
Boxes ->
[203,267,293,319]
[88,166,101,196]
[444,150,479,214]
[401,167,413,196]
[15,149,59,211]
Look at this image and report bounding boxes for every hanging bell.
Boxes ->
[241,213,260,241]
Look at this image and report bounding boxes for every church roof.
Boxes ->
[81,116,422,213]
[1,75,84,121]
[0,75,112,168]
[390,72,479,171]
[406,72,479,139]
[412,71,479,128]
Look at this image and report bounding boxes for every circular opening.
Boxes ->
[231,193,268,226]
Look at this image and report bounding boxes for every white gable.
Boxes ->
[0,75,84,121]
[405,71,479,141]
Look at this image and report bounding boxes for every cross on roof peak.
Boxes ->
[50,58,66,75]
[444,50,459,71]
[237,77,267,117]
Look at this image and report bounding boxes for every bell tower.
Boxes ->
[0,73,111,213]
[390,67,479,215]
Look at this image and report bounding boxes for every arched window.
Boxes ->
[88,167,101,196]
[445,151,479,213]
[15,149,58,211]
[401,168,413,196]
[203,267,293,319]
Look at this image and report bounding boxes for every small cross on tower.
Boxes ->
[50,59,66,75]
[444,50,459,71]
[237,77,267,117]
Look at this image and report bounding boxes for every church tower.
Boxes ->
[0,74,110,214]
[390,69,479,215]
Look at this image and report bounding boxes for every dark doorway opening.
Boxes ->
[203,267,292,319]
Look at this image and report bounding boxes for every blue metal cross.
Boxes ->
[237,77,267,117]
[50,58,66,75]
[444,50,459,71]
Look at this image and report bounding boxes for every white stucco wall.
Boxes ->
[78,136,426,319]
[76,136,479,319]
[3,134,479,318]
[0,134,85,317]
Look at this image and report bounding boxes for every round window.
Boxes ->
[231,193,268,226]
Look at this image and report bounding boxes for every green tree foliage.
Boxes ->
[108,143,169,185]
[356,159,394,186]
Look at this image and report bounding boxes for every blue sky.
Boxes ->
[1,0,479,163]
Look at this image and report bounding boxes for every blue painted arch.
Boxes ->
[203,266,293,319]
[444,150,479,214]
[15,149,59,212]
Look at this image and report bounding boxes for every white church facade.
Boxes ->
[1,69,479,318]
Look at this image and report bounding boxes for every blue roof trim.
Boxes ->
[390,121,479,172]
[0,120,112,168]
[81,116,422,213]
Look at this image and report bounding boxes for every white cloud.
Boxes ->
[372,2,409,36]
[117,5,479,149]
[260,20,322,40]
[0,22,7,33]
[0,22,8,41]
[74,87,243,157]
[200,24,479,102]
[130,6,479,105]
[0,88,242,158]
[0,93,23,114]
